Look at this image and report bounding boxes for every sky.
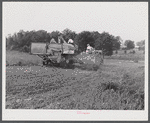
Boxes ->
[3,2,148,42]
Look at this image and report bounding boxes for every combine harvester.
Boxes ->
[30,36,83,68]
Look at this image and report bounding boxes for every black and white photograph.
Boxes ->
[2,1,148,121]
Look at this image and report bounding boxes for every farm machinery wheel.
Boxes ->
[67,59,75,69]
[42,57,49,65]
[41,54,76,69]
[59,58,75,69]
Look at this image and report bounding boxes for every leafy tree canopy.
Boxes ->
[124,40,135,49]
[62,28,77,42]
[136,40,145,47]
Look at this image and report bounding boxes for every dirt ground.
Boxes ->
[5,57,145,109]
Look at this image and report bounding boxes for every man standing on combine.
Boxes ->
[68,39,74,45]
[86,44,93,54]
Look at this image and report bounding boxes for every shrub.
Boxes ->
[21,45,30,53]
[101,81,120,92]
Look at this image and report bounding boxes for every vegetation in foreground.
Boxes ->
[6,51,145,110]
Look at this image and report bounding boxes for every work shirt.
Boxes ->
[87,46,93,50]
[68,39,74,44]
[68,39,75,47]
[86,46,93,54]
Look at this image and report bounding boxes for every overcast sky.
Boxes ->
[3,2,148,42]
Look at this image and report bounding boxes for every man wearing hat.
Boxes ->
[68,39,74,45]
[86,44,93,54]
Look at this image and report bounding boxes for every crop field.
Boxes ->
[5,50,145,109]
[106,50,144,61]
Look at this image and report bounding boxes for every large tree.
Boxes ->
[62,28,77,42]
[112,36,121,51]
[49,31,61,43]
[6,30,51,52]
[136,40,145,47]
[124,40,135,49]
[101,32,113,56]
[74,31,95,53]
[95,32,115,56]
[93,32,121,57]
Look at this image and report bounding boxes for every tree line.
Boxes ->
[136,40,145,51]
[6,28,137,55]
